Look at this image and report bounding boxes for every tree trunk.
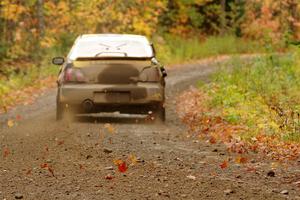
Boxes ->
[36,0,45,72]
[220,0,226,35]
[0,0,3,38]
[37,0,45,38]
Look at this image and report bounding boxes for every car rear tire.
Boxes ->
[155,106,166,123]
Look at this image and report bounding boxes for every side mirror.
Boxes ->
[52,57,65,65]
[151,57,159,65]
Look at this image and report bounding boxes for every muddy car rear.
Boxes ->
[53,34,167,121]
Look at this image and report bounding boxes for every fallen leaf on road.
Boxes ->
[104,123,115,134]
[118,161,128,173]
[128,154,138,165]
[235,156,248,164]
[3,148,10,158]
[210,172,218,177]
[114,159,128,173]
[220,160,228,169]
[114,159,123,166]
[57,140,64,145]
[40,163,55,177]
[79,164,84,170]
[48,166,55,177]
[105,174,114,180]
[41,163,48,168]
[7,120,14,128]
[16,115,22,121]
[209,137,217,144]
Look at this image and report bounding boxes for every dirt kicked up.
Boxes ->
[1,57,300,200]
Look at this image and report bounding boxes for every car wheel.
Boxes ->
[155,106,166,123]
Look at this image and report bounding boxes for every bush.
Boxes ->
[203,52,300,142]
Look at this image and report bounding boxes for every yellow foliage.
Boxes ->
[2,1,26,22]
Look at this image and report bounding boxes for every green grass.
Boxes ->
[155,35,264,64]
[201,50,300,142]
[0,51,59,108]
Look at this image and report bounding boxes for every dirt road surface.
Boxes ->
[1,60,300,200]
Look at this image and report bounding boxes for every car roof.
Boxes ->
[76,34,150,44]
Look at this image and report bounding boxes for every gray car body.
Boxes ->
[54,34,166,119]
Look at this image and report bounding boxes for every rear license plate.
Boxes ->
[94,92,130,103]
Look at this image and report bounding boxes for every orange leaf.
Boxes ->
[220,160,228,169]
[235,156,248,164]
[128,154,138,165]
[7,120,14,128]
[209,137,217,144]
[118,161,128,173]
[113,159,123,166]
[41,163,48,168]
[3,148,10,158]
[48,166,55,177]
[105,174,114,180]
[16,115,22,121]
[104,123,115,134]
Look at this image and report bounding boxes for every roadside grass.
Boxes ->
[0,55,59,111]
[155,35,265,64]
[206,52,300,142]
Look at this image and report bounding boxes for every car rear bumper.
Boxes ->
[58,83,164,105]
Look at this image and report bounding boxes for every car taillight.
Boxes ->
[64,68,86,83]
[139,67,160,82]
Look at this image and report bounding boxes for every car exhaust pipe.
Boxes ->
[82,99,94,112]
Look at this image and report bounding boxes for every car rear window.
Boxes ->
[68,38,154,60]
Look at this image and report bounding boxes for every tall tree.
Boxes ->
[220,0,226,35]
[37,0,44,38]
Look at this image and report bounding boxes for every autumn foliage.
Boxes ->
[0,0,299,65]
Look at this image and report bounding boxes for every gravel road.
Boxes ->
[1,58,299,200]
